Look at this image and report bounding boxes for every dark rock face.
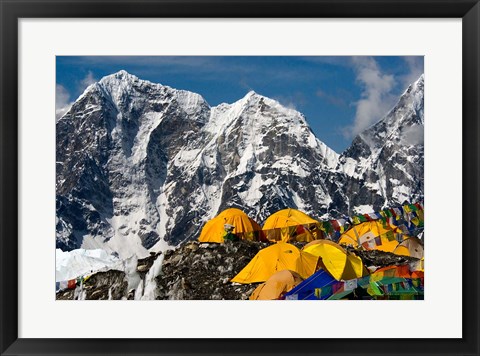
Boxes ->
[56,270,127,300]
[56,71,424,256]
[156,240,268,300]
[347,247,420,268]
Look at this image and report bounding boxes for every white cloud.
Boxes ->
[401,124,424,146]
[274,92,307,111]
[350,57,396,136]
[56,71,98,121]
[55,84,72,121]
[79,71,97,91]
[402,57,424,90]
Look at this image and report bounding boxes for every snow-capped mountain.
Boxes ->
[327,74,424,215]
[56,70,424,257]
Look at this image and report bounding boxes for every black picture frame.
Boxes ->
[1,1,478,355]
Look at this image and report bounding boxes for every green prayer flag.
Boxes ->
[358,215,367,223]
[368,282,384,296]
[386,231,395,241]
[323,221,333,233]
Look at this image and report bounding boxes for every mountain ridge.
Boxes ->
[56,70,424,258]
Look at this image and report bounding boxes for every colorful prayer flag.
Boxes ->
[332,282,344,294]
[386,231,395,241]
[358,215,367,223]
[367,282,383,296]
[331,219,340,232]
[323,221,333,233]
[344,279,358,291]
[363,214,373,222]
[296,225,306,235]
[393,207,402,216]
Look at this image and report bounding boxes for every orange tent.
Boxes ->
[393,237,424,259]
[249,270,303,300]
[231,242,318,284]
[303,240,368,281]
[262,208,320,242]
[338,221,401,253]
[198,208,264,243]
[303,239,326,250]
[371,265,412,279]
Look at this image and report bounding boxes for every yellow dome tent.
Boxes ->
[198,208,264,243]
[249,270,303,300]
[338,220,401,253]
[262,208,320,242]
[231,242,318,284]
[393,237,424,259]
[303,240,367,281]
[303,239,326,250]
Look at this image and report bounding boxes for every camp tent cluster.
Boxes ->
[198,207,424,300]
[198,208,323,244]
[338,220,424,258]
[230,242,318,284]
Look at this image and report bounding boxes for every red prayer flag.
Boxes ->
[331,220,340,231]
[332,282,344,294]
[296,225,305,235]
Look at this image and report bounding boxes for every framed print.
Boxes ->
[1,0,479,355]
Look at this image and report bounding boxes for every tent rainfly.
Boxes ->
[338,220,402,253]
[262,208,320,243]
[302,240,368,281]
[198,208,265,243]
[393,237,424,259]
[283,269,337,300]
[231,242,319,284]
[249,270,303,300]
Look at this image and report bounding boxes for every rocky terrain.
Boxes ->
[57,240,421,300]
[156,240,268,300]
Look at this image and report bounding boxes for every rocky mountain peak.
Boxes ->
[99,69,141,86]
[332,74,424,214]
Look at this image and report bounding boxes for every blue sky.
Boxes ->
[56,56,423,153]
